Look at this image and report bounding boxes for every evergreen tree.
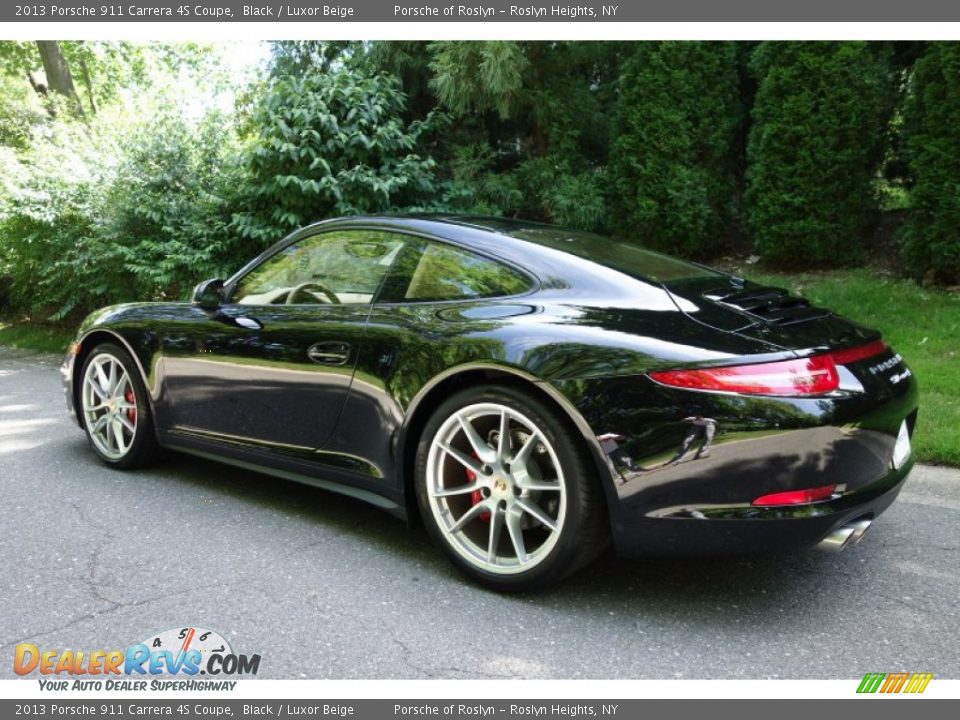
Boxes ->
[232,69,440,245]
[424,41,620,230]
[745,42,895,267]
[901,42,960,283]
[609,42,740,256]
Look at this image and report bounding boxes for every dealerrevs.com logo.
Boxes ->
[14,626,261,691]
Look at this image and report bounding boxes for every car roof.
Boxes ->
[399,213,564,237]
[303,214,585,282]
[316,213,568,255]
[307,214,721,293]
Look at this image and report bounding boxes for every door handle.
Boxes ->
[215,311,262,330]
[307,342,350,366]
[233,316,263,330]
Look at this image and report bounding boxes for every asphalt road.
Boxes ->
[1,345,958,679]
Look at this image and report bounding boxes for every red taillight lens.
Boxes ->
[752,484,837,507]
[827,339,887,366]
[649,355,839,396]
[648,340,889,397]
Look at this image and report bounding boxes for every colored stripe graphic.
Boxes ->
[857,673,885,693]
[904,673,933,694]
[881,672,909,693]
[857,672,932,694]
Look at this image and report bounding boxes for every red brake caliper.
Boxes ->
[466,453,490,522]
[125,389,137,424]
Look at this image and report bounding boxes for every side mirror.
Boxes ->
[191,278,224,309]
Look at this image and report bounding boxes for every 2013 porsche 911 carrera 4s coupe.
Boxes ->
[62,215,918,590]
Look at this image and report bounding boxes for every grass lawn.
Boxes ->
[746,269,960,467]
[0,320,74,354]
[2,269,958,465]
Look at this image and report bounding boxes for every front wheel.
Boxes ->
[79,343,160,469]
[415,386,608,591]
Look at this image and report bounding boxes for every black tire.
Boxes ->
[79,343,161,469]
[414,385,609,591]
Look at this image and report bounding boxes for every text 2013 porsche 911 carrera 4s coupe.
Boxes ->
[62,215,918,590]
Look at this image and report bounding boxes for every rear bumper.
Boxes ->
[609,458,911,557]
[550,369,919,557]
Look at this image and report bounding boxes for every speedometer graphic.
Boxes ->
[141,626,232,672]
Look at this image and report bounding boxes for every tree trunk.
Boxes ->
[35,40,84,117]
[77,54,98,115]
[528,45,548,158]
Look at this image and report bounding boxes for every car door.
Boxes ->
[320,237,537,482]
[159,228,408,454]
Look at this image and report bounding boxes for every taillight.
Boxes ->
[649,355,839,396]
[827,339,887,366]
[752,484,837,507]
[648,340,888,397]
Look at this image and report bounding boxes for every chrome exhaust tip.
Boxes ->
[817,517,873,552]
[845,518,873,547]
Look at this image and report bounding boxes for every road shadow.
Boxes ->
[128,445,864,620]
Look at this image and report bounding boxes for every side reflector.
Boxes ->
[752,484,837,507]
[649,355,839,396]
[892,420,911,470]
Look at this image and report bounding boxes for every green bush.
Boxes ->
[232,69,441,245]
[438,142,523,216]
[745,42,895,267]
[513,155,606,230]
[105,110,250,299]
[0,120,122,320]
[900,42,960,283]
[422,41,616,231]
[0,106,246,319]
[0,75,46,151]
[609,42,740,256]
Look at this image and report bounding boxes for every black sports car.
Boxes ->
[62,216,918,590]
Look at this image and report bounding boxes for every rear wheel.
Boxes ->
[80,343,160,469]
[415,386,608,591]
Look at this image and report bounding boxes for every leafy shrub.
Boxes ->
[744,42,895,267]
[423,41,615,231]
[435,142,523,215]
[0,106,247,319]
[513,156,606,230]
[0,75,46,150]
[232,69,441,245]
[0,120,123,319]
[900,42,960,283]
[609,42,740,256]
[105,110,250,299]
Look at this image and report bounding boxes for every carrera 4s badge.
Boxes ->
[868,353,912,384]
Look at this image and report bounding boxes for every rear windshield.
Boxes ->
[509,227,722,283]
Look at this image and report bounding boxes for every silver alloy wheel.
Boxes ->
[425,402,567,575]
[81,354,138,460]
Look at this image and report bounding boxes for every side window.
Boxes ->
[401,241,532,301]
[232,231,406,305]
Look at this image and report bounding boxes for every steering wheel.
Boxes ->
[285,281,341,305]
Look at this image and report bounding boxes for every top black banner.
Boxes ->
[5,0,960,22]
